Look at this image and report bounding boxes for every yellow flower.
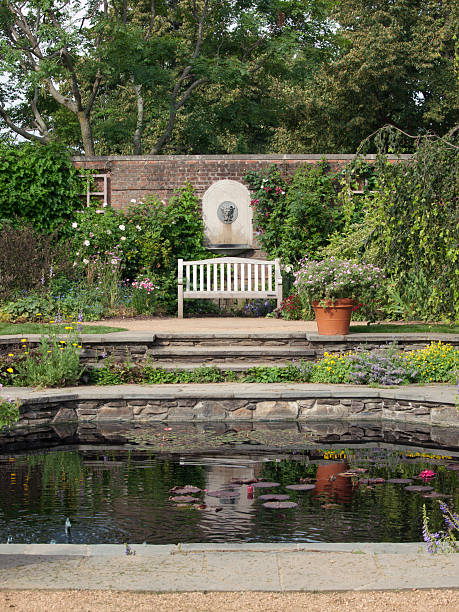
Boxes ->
[50,320,55,323]
[36,313,42,316]
[59,341,66,344]
[8,353,13,357]
[72,343,78,346]
[7,368,13,373]
[64,326,73,330]
[24,351,28,355]
[20,338,27,343]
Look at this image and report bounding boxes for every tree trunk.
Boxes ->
[151,110,176,154]
[77,112,95,155]
[133,83,144,155]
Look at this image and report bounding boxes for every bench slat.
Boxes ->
[177,257,283,317]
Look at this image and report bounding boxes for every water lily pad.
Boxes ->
[404,485,433,493]
[285,484,315,491]
[263,501,298,509]
[422,491,449,498]
[322,503,340,509]
[207,490,240,498]
[386,479,413,484]
[170,496,201,503]
[169,486,202,495]
[259,494,291,501]
[359,478,385,485]
[252,481,280,488]
[338,472,359,477]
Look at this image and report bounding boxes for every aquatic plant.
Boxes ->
[422,501,458,553]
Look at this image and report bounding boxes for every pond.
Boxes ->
[0,422,457,545]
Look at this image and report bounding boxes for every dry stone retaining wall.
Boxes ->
[12,394,458,429]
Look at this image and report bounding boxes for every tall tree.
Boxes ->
[0,0,335,154]
[0,0,106,154]
[294,0,459,152]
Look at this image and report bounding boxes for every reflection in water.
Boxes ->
[314,463,353,503]
[0,448,457,545]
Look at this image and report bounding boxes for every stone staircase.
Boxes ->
[148,332,314,369]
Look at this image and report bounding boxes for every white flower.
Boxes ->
[119,224,125,231]
[135,225,141,230]
[106,229,112,235]
[102,202,108,207]
[72,222,78,228]
[130,199,136,203]
[83,258,89,264]
[120,236,126,241]
[84,240,90,246]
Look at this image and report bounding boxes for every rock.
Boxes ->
[254,401,298,420]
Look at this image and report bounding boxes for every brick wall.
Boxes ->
[72,153,409,210]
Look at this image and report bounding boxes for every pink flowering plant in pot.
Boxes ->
[294,258,385,333]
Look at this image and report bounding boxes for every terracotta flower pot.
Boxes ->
[312,298,355,335]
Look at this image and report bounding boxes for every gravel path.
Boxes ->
[1,589,458,611]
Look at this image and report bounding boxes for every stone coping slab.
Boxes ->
[1,383,457,405]
[1,331,458,344]
[0,542,434,556]
[0,542,458,592]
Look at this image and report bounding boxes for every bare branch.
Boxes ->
[0,104,50,144]
[145,0,156,40]
[30,87,50,137]
[175,77,208,110]
[86,70,103,114]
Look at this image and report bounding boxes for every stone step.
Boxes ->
[145,346,316,363]
[91,360,301,372]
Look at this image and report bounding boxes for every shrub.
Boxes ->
[245,161,343,264]
[0,223,74,300]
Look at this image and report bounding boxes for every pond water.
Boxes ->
[0,422,457,545]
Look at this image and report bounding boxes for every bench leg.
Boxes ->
[178,284,183,318]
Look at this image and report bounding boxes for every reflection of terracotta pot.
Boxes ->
[312,299,354,335]
[314,463,353,503]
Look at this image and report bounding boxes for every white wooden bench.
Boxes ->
[177,257,283,318]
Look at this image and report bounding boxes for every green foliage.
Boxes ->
[401,342,459,385]
[0,398,20,429]
[295,0,459,152]
[244,364,312,383]
[245,162,342,264]
[2,295,55,321]
[14,330,84,388]
[125,185,211,312]
[0,142,83,232]
[323,127,459,321]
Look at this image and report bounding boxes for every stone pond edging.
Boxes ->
[2,384,458,429]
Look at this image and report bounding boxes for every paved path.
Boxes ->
[0,543,458,592]
[84,317,322,333]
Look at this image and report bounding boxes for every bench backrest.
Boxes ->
[178,257,281,296]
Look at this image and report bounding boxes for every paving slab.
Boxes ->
[0,543,457,592]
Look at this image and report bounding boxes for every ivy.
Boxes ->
[0,140,83,233]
